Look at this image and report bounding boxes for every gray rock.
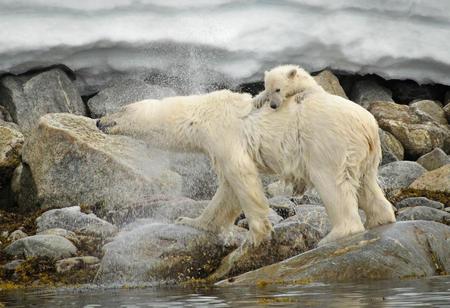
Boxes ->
[268,196,296,219]
[95,222,240,284]
[5,235,77,260]
[267,180,293,197]
[397,206,450,224]
[37,228,79,245]
[379,129,404,165]
[292,189,323,206]
[55,256,100,273]
[410,100,447,125]
[237,209,283,229]
[443,103,450,123]
[410,164,450,194]
[0,106,13,122]
[2,259,24,272]
[7,230,28,242]
[21,113,182,210]
[36,206,118,238]
[313,70,347,98]
[396,197,444,210]
[87,79,177,118]
[10,163,39,211]
[350,80,393,108]
[0,69,86,134]
[217,221,450,286]
[0,123,24,185]
[416,148,450,171]
[378,161,427,191]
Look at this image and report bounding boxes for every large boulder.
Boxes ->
[36,206,118,238]
[397,206,450,224]
[409,164,450,194]
[410,100,447,125]
[313,70,347,98]
[350,80,393,108]
[5,235,77,260]
[21,113,182,210]
[378,161,427,191]
[0,69,86,134]
[95,222,241,284]
[0,122,24,185]
[87,79,177,118]
[416,148,450,171]
[217,221,450,286]
[379,129,404,165]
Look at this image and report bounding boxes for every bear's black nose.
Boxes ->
[270,102,278,109]
[96,119,116,132]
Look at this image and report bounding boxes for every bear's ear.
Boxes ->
[287,68,298,79]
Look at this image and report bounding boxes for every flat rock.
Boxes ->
[397,206,450,224]
[217,221,450,286]
[396,197,444,210]
[350,80,393,108]
[95,222,240,284]
[410,164,450,194]
[87,80,176,118]
[0,69,86,134]
[36,206,118,238]
[21,113,182,210]
[0,123,24,185]
[313,70,347,98]
[378,161,427,191]
[5,235,77,260]
[416,148,450,171]
[379,129,404,165]
[410,100,447,125]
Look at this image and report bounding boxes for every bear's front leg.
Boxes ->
[251,90,268,109]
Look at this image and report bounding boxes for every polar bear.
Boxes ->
[97,66,396,246]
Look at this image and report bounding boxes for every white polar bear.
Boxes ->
[97,65,396,246]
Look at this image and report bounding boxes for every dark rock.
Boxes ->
[5,235,77,260]
[416,148,450,171]
[388,80,434,103]
[396,197,444,210]
[350,79,393,108]
[379,129,404,165]
[10,163,39,211]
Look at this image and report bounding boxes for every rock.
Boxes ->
[389,80,434,103]
[5,235,77,260]
[267,181,293,198]
[95,222,240,284]
[291,205,331,236]
[0,69,86,134]
[217,221,450,286]
[55,256,100,273]
[350,79,393,108]
[416,148,450,171]
[313,70,347,98]
[0,106,13,122]
[7,230,28,242]
[21,113,182,210]
[397,206,450,224]
[2,259,24,272]
[378,161,427,191]
[237,209,283,229]
[36,206,118,238]
[268,197,296,219]
[396,197,444,210]
[369,101,449,158]
[410,100,447,125]
[0,123,24,185]
[410,164,450,194]
[292,189,323,206]
[379,129,404,164]
[443,103,450,123]
[37,228,80,245]
[87,80,177,118]
[10,163,39,211]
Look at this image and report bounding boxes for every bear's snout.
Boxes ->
[270,101,279,109]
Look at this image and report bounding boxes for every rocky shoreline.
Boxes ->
[0,65,449,289]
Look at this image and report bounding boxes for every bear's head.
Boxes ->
[264,65,318,109]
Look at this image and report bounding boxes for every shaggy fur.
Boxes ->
[97,66,396,246]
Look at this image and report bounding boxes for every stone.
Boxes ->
[267,181,293,198]
[350,79,393,108]
[237,209,283,229]
[5,235,77,260]
[217,221,450,286]
[268,196,296,219]
[389,80,434,103]
[410,100,447,125]
[10,163,39,211]
[2,259,24,272]
[0,106,13,122]
[397,206,450,224]
[0,69,86,134]
[87,79,177,118]
[292,189,323,206]
[379,129,404,165]
[443,103,450,123]
[416,148,450,171]
[36,206,118,238]
[0,123,24,186]
[37,228,80,245]
[21,113,182,210]
[7,230,28,242]
[410,164,450,194]
[396,197,444,210]
[95,222,241,284]
[313,70,347,98]
[55,256,100,273]
[378,161,427,191]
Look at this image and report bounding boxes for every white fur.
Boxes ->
[99,67,396,246]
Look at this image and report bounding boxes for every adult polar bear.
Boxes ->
[97,65,395,246]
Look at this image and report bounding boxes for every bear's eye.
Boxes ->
[275,89,280,93]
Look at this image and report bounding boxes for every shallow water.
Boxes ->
[1,276,450,307]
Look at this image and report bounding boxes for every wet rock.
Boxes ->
[350,80,393,108]
[0,69,86,134]
[5,235,77,260]
[397,206,450,224]
[217,221,450,286]
[55,256,100,273]
[37,228,80,245]
[0,123,24,185]
[95,222,240,284]
[378,161,427,191]
[87,79,176,118]
[396,197,444,210]
[36,206,118,238]
[416,148,450,171]
[409,164,450,194]
[379,129,404,165]
[7,230,28,242]
[21,113,182,210]
[410,100,447,125]
[313,70,347,98]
